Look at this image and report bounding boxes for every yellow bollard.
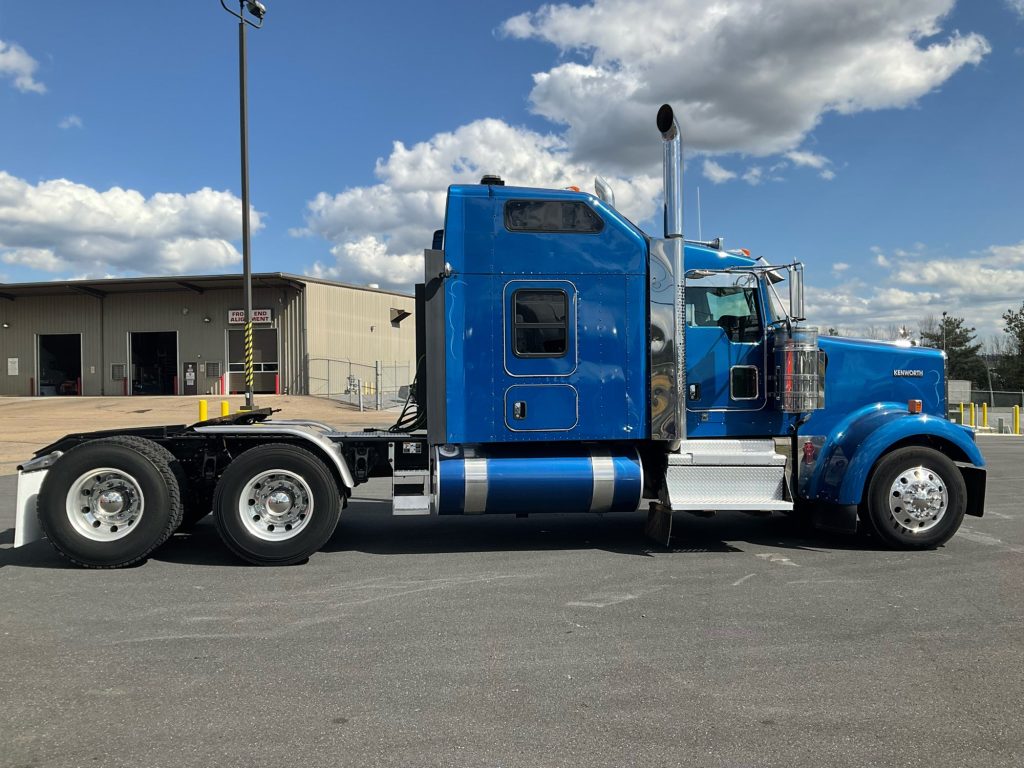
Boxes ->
[982,402,988,429]
[221,400,230,417]
[969,403,976,428]
[959,402,964,424]
[1015,405,1021,435]
[198,399,208,422]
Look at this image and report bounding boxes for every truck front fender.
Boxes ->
[807,403,984,507]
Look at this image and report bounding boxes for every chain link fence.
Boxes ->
[962,390,1024,408]
[307,358,411,410]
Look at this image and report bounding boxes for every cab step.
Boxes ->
[392,469,432,516]
[661,439,792,513]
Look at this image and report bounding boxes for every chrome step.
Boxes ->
[391,469,432,516]
[661,441,792,512]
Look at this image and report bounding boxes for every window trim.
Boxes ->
[503,199,605,235]
[511,288,569,359]
[730,365,760,401]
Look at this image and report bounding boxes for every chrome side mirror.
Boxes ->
[789,263,806,321]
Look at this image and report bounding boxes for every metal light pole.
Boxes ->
[220,0,266,411]
[941,311,947,352]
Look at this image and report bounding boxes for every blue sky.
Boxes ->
[1,0,1022,337]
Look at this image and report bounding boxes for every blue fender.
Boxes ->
[806,403,984,506]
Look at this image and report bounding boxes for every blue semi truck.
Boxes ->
[13,105,986,567]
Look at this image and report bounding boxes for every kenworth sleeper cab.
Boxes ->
[13,105,986,567]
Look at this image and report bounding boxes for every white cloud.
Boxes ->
[808,242,1024,336]
[833,262,850,273]
[702,159,736,184]
[299,1,993,290]
[786,149,837,180]
[59,115,83,130]
[1007,1,1024,19]
[0,39,46,94]
[0,171,262,277]
[785,150,829,170]
[742,166,764,186]
[502,0,989,169]
[300,119,661,289]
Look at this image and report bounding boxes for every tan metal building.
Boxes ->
[0,273,415,398]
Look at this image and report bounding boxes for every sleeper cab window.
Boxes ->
[513,289,568,358]
[505,200,604,233]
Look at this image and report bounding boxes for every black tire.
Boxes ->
[37,436,184,568]
[212,443,342,566]
[860,446,966,549]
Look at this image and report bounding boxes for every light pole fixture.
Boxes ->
[941,310,948,352]
[220,0,266,411]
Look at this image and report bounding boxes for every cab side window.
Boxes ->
[513,289,568,357]
[505,201,604,234]
[687,285,762,343]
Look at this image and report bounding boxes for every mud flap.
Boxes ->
[959,464,986,517]
[645,502,673,547]
[15,469,46,547]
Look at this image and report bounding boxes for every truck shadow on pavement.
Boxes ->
[0,499,888,570]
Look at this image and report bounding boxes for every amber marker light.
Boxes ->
[908,400,923,414]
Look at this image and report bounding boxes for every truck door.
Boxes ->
[684,271,767,413]
[501,280,580,433]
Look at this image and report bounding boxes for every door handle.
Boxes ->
[513,401,527,420]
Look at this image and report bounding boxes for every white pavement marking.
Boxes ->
[567,585,666,608]
[567,594,638,608]
[755,552,800,567]
[957,526,1024,554]
[731,573,757,586]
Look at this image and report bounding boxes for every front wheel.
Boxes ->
[212,443,342,565]
[861,446,966,549]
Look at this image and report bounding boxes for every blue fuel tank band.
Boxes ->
[435,446,643,515]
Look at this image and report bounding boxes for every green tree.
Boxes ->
[919,315,987,386]
[995,302,1024,390]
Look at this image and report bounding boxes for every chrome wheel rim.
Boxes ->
[66,468,144,542]
[238,469,313,541]
[888,465,947,533]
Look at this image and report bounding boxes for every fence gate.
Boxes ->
[307,358,411,410]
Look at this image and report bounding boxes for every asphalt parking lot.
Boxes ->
[2,439,1022,768]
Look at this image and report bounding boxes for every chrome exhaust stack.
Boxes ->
[649,104,686,443]
[657,104,683,238]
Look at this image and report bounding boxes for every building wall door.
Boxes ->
[37,333,82,396]
[129,331,178,395]
[226,328,279,394]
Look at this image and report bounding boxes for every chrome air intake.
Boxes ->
[774,326,824,413]
[650,104,686,442]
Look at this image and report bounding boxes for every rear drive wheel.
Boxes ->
[861,446,966,549]
[37,436,183,568]
[212,443,342,565]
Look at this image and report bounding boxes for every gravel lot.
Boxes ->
[1,438,1022,768]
